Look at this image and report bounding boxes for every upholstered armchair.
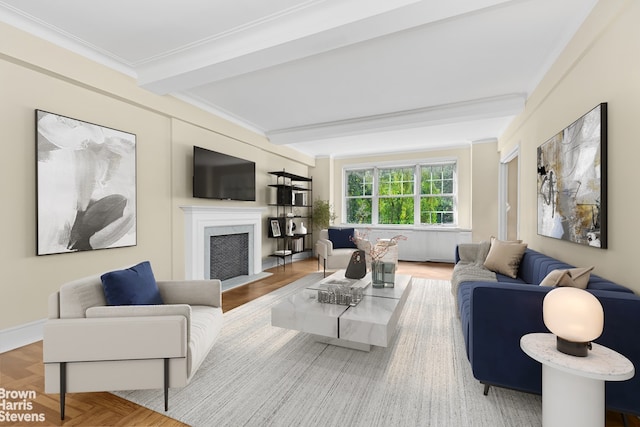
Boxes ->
[316,228,370,276]
[43,262,223,419]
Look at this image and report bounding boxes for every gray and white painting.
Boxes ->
[36,110,136,255]
[537,103,606,248]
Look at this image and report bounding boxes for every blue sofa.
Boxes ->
[454,246,640,417]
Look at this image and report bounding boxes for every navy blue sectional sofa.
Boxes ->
[455,246,640,417]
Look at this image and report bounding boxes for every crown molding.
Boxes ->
[0,2,136,77]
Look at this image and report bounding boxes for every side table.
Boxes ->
[520,333,634,427]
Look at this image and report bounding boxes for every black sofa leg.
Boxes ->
[60,362,66,420]
[164,358,169,411]
[482,383,490,396]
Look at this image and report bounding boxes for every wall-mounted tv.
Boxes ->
[193,146,256,201]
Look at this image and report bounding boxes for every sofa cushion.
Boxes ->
[101,261,164,306]
[539,269,574,287]
[483,239,528,279]
[540,267,594,289]
[328,228,357,249]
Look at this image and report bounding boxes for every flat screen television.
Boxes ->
[193,146,256,201]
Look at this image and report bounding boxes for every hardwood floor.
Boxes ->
[0,258,635,426]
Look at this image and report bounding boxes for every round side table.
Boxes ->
[521,333,634,427]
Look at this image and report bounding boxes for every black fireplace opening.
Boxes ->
[210,233,249,281]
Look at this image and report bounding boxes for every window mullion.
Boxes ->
[414,164,421,225]
[372,167,379,224]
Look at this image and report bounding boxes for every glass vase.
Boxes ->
[371,260,396,288]
[371,260,385,288]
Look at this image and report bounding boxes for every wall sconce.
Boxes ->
[543,287,604,357]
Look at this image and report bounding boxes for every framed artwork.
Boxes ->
[270,219,281,238]
[36,110,137,255]
[536,103,607,248]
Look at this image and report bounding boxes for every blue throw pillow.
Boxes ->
[328,228,357,249]
[100,261,164,306]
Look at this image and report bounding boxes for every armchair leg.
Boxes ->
[323,258,327,278]
[164,358,169,411]
[59,362,66,420]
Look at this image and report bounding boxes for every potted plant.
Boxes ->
[312,199,336,230]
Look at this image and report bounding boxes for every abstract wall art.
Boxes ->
[536,103,607,248]
[36,110,137,255]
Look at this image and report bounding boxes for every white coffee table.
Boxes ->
[271,270,413,351]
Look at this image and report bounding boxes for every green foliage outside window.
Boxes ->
[379,197,414,224]
[346,169,373,224]
[346,198,372,223]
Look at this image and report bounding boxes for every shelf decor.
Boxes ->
[270,219,281,237]
[536,103,607,248]
[35,110,137,255]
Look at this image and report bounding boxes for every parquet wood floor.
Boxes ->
[0,258,634,426]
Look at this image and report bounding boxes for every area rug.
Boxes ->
[115,273,542,426]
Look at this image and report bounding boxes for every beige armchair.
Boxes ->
[43,272,223,419]
[316,228,370,276]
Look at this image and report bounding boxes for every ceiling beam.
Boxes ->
[266,93,525,145]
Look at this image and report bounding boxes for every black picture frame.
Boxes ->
[270,219,281,238]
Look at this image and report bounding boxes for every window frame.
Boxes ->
[343,159,458,227]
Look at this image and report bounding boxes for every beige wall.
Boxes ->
[499,0,640,291]
[0,23,313,330]
[470,141,499,241]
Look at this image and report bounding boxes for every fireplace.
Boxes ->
[181,206,267,283]
[210,233,249,280]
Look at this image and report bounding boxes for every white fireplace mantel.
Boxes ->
[181,206,267,280]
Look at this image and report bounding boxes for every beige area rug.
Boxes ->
[115,273,542,426]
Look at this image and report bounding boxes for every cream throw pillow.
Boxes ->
[483,239,528,279]
[540,267,595,289]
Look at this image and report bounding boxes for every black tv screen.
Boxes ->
[193,146,256,201]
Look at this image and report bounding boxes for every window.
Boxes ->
[420,164,455,224]
[377,167,414,225]
[345,169,373,223]
[344,161,456,226]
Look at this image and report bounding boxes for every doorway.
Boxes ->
[498,146,519,240]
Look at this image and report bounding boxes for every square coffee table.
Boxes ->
[271,270,412,351]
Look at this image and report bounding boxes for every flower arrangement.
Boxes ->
[351,229,407,262]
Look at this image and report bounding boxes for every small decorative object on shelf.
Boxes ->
[286,218,295,236]
[295,222,307,235]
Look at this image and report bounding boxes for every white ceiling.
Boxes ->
[0,0,597,158]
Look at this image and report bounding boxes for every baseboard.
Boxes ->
[0,318,45,354]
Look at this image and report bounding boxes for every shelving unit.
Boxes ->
[268,170,313,269]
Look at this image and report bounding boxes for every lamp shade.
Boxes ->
[543,287,604,343]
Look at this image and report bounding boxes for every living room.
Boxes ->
[1,0,639,426]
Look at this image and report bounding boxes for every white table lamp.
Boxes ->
[543,287,604,357]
